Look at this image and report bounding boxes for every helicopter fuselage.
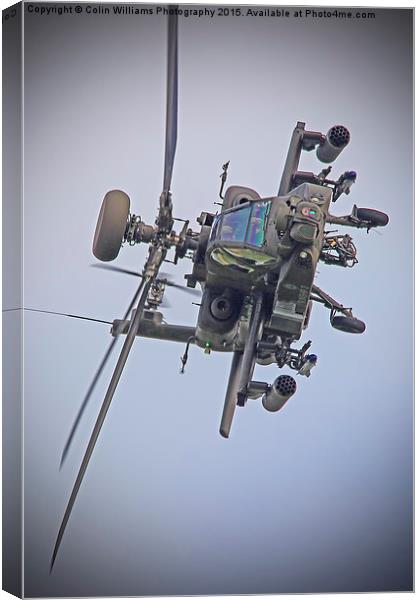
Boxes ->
[193,182,332,353]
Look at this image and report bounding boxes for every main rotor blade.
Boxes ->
[91,264,170,279]
[160,278,201,296]
[162,9,178,194]
[90,264,142,278]
[51,276,153,571]
[24,308,112,326]
[59,278,145,468]
[91,263,201,297]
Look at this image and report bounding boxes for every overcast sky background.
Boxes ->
[11,4,413,596]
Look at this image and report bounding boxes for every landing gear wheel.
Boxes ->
[331,315,366,334]
[355,208,389,228]
[92,190,130,262]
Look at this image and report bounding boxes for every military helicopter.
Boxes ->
[50,10,389,570]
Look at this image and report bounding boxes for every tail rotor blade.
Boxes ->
[59,278,145,468]
[51,277,153,571]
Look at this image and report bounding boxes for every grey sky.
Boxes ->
[15,4,413,596]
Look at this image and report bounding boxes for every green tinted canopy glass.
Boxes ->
[212,201,271,247]
[247,201,269,246]
[209,201,274,272]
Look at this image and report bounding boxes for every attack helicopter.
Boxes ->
[50,10,389,570]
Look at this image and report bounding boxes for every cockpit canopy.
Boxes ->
[207,200,277,273]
